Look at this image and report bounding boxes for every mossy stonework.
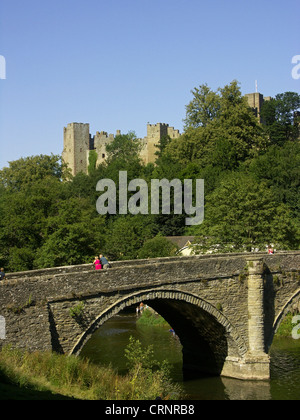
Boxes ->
[0,251,299,380]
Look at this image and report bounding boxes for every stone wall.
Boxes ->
[62,122,181,174]
[0,251,299,380]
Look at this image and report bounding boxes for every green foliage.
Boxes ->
[136,309,170,327]
[184,83,221,129]
[107,214,157,260]
[0,154,68,190]
[260,92,300,144]
[105,131,142,168]
[69,302,85,319]
[138,236,178,259]
[0,81,299,272]
[0,341,183,400]
[168,80,268,169]
[275,313,299,338]
[191,172,299,252]
[88,150,98,175]
[124,336,182,400]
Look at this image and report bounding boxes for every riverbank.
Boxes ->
[1,310,299,400]
[275,313,299,338]
[0,340,183,400]
[136,308,171,328]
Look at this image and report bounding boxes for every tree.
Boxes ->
[105,131,142,164]
[166,81,268,169]
[0,177,67,270]
[138,236,178,259]
[0,154,67,191]
[260,92,300,144]
[34,197,107,268]
[191,173,299,252]
[246,141,300,218]
[107,215,156,261]
[184,83,221,129]
[88,150,98,175]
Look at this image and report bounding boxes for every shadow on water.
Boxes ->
[80,311,300,400]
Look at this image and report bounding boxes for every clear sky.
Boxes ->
[0,0,299,170]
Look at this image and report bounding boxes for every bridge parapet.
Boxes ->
[3,251,276,280]
[0,251,299,381]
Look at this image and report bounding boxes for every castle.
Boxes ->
[244,92,272,123]
[63,122,181,176]
[62,92,272,176]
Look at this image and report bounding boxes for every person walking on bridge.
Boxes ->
[0,268,6,281]
[93,257,102,270]
[100,254,110,269]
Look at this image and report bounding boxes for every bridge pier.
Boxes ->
[222,257,270,380]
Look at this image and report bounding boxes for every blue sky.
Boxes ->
[0,0,299,170]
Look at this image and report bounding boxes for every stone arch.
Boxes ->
[269,288,300,350]
[70,288,248,377]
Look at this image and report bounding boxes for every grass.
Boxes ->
[0,340,183,400]
[275,312,300,339]
[136,308,171,328]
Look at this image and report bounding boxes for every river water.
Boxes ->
[80,311,300,400]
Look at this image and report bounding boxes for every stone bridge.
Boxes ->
[0,251,299,380]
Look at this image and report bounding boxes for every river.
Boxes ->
[80,311,300,400]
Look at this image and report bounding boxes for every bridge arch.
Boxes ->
[269,288,300,350]
[70,288,248,378]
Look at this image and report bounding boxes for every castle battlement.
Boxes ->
[62,122,181,176]
[62,92,272,176]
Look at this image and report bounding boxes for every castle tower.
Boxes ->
[140,123,181,165]
[245,93,272,124]
[62,123,90,176]
[245,93,264,122]
[93,130,116,166]
[63,121,181,173]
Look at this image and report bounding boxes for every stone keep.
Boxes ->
[62,122,181,176]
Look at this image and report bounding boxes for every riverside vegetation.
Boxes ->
[0,81,299,271]
[0,337,183,400]
[136,308,171,327]
[0,313,297,400]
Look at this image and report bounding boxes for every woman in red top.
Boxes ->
[93,257,102,270]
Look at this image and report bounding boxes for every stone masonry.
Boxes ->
[62,92,276,177]
[0,252,299,380]
[62,122,181,176]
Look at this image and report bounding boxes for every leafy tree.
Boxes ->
[105,131,142,165]
[166,81,268,170]
[260,92,300,144]
[34,197,107,268]
[0,177,67,270]
[190,173,299,252]
[88,150,98,175]
[0,154,67,191]
[107,215,156,261]
[245,141,300,218]
[154,135,172,163]
[184,83,221,129]
[138,235,178,259]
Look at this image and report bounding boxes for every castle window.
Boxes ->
[102,153,105,159]
[80,160,83,164]
[80,148,82,152]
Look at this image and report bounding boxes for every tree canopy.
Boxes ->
[0,82,299,272]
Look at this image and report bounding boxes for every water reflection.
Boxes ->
[80,312,300,400]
